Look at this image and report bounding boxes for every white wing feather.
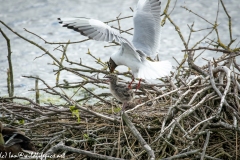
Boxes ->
[58,17,125,44]
[132,0,161,58]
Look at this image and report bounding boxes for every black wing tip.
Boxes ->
[72,27,79,31]
[63,24,69,27]
[58,18,63,24]
[66,26,80,33]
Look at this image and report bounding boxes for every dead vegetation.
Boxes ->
[0,0,240,159]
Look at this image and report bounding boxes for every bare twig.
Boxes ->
[122,112,155,160]
[0,28,14,97]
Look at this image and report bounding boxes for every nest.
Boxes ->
[1,61,240,159]
[0,0,240,159]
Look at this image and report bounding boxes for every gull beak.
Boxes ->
[109,64,117,73]
[110,68,115,73]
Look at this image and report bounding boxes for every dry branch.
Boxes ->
[0,1,240,159]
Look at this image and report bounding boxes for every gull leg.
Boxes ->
[128,78,134,89]
[135,79,142,92]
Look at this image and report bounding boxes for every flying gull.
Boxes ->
[58,0,172,88]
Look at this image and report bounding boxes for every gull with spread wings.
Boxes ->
[58,0,172,88]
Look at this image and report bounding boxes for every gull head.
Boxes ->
[107,58,118,73]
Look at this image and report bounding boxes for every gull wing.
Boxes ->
[58,17,125,43]
[59,17,143,62]
[132,0,161,59]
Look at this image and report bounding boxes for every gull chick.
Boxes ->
[58,0,172,88]
[104,74,134,111]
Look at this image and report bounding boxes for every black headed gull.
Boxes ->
[104,74,134,111]
[58,0,172,88]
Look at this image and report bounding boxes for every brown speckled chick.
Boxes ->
[104,74,134,111]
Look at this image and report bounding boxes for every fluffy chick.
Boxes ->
[104,74,134,111]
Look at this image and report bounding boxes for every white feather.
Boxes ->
[135,60,172,79]
[58,0,172,80]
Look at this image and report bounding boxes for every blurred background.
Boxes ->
[0,0,239,97]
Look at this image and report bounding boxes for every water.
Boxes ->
[0,0,239,97]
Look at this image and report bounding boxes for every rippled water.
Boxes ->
[0,0,239,97]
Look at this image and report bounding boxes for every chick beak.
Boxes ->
[103,75,109,78]
[103,75,110,82]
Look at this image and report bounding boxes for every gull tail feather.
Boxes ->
[137,60,172,79]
